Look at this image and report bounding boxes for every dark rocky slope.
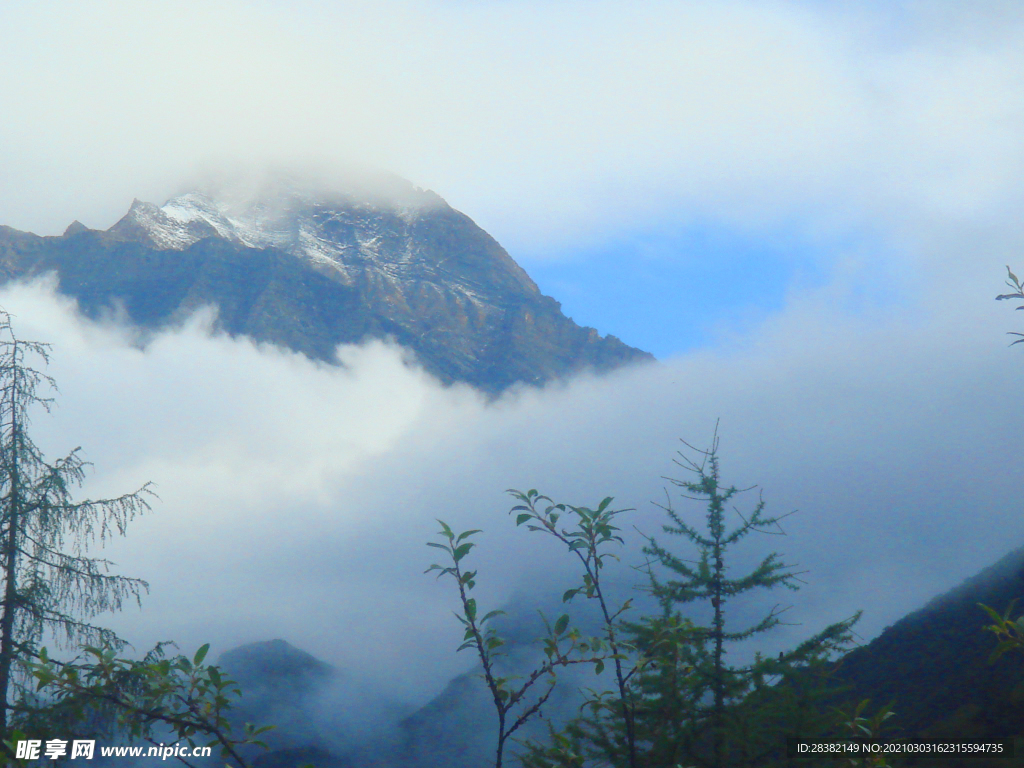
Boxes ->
[831,542,1024,758]
[0,177,652,393]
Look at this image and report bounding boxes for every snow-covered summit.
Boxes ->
[111,171,448,274]
[3,168,652,393]
[120,190,297,252]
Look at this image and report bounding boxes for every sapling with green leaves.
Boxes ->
[835,699,898,768]
[508,490,641,768]
[979,599,1024,661]
[987,267,1024,648]
[996,265,1024,346]
[427,520,609,768]
[12,641,274,768]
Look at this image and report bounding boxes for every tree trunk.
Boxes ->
[711,539,726,768]
[0,351,20,736]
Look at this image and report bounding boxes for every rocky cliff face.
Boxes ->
[0,175,652,393]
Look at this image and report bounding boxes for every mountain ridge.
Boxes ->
[0,175,653,393]
[215,537,1024,768]
[830,539,1024,751]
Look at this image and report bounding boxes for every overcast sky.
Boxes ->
[1,0,1023,705]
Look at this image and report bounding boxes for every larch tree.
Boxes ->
[628,431,859,768]
[0,312,152,738]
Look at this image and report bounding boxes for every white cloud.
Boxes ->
[1,268,1020,703]
[1,0,1022,708]
[1,1,1022,256]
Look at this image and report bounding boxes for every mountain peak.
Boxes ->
[107,173,487,287]
[62,220,89,237]
[110,196,223,249]
[0,169,653,393]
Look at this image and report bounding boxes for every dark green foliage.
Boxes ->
[831,700,899,768]
[11,641,277,767]
[435,432,859,768]
[610,433,859,768]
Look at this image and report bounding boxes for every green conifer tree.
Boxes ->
[624,431,859,768]
[0,313,152,738]
[0,314,282,767]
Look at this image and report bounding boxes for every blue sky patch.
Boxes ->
[520,223,835,359]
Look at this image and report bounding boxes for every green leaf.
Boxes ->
[453,542,473,562]
[990,640,1016,663]
[193,643,210,666]
[516,513,532,526]
[456,529,482,544]
[554,614,570,636]
[979,602,1005,624]
[465,598,477,622]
